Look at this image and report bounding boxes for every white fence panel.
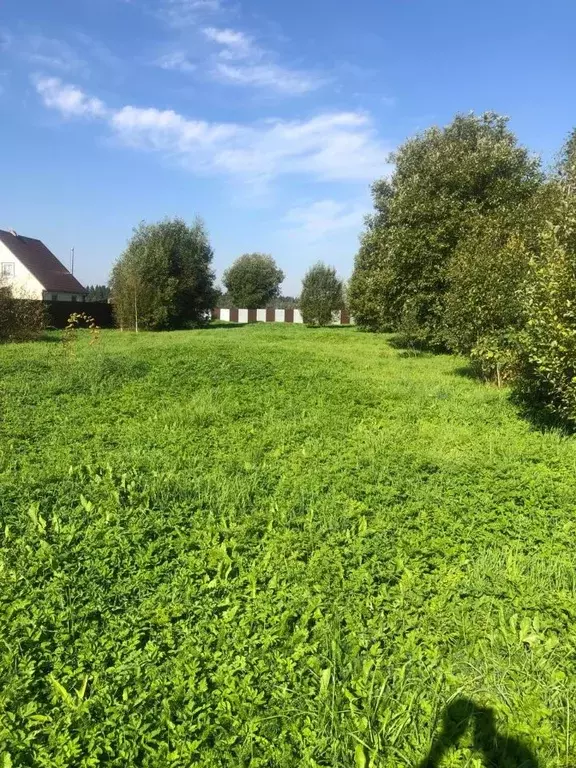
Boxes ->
[238,308,249,323]
[220,308,230,322]
[256,309,267,322]
[275,309,285,322]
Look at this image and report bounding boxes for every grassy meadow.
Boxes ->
[0,323,575,767]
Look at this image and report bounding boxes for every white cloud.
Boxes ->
[161,0,221,27]
[156,51,197,73]
[203,27,254,58]
[33,76,107,118]
[32,76,391,184]
[201,24,323,94]
[284,200,367,240]
[213,62,321,94]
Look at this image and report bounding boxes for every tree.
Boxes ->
[223,253,284,309]
[86,284,111,302]
[349,113,542,345]
[557,127,576,193]
[442,185,558,356]
[512,132,576,424]
[110,217,216,331]
[515,211,576,426]
[299,263,344,326]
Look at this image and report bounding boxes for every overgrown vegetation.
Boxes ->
[0,285,45,342]
[350,113,576,425]
[0,324,575,766]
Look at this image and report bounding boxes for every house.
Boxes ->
[0,229,87,302]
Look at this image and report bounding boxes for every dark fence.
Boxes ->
[43,301,115,329]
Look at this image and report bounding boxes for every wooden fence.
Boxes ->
[212,308,353,325]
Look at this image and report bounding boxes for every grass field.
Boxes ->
[1,323,575,767]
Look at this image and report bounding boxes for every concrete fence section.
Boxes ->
[212,308,353,325]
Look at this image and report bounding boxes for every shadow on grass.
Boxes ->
[453,363,482,380]
[387,335,437,358]
[203,323,247,330]
[304,324,354,331]
[510,394,572,435]
[451,364,572,434]
[418,697,540,768]
[41,331,64,343]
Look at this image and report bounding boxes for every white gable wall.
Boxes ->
[0,240,44,299]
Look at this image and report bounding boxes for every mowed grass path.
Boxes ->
[0,324,575,767]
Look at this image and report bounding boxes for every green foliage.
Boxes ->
[299,262,343,326]
[0,285,45,342]
[348,227,394,331]
[270,295,299,310]
[85,284,111,302]
[515,206,576,425]
[223,253,284,309]
[0,325,575,765]
[557,127,576,193]
[217,291,298,309]
[110,217,216,331]
[445,182,566,358]
[350,113,541,345]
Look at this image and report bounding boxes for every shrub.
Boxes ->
[0,286,45,343]
[299,263,344,326]
[515,213,576,425]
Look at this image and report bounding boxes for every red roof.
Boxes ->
[0,230,87,294]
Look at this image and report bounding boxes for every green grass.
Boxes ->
[0,323,575,767]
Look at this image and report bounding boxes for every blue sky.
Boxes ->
[1,0,576,294]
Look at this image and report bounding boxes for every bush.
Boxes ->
[515,213,576,425]
[443,214,530,356]
[0,287,45,343]
[444,187,562,359]
[299,263,344,326]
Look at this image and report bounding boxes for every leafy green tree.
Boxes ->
[223,253,284,309]
[515,212,576,425]
[86,284,111,302]
[348,225,394,331]
[350,113,541,345]
[512,132,576,424]
[443,185,559,357]
[557,127,576,193]
[110,217,215,331]
[299,263,344,326]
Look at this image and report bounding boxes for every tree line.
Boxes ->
[348,112,576,428]
[110,223,344,330]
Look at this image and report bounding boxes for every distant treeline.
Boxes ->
[85,284,111,302]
